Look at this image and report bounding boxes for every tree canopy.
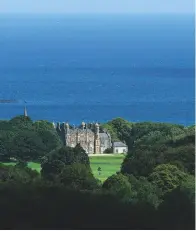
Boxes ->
[59,163,100,190]
[102,173,133,201]
[0,116,194,230]
[158,175,195,229]
[148,164,189,196]
[121,121,194,177]
[41,144,91,181]
[0,116,62,162]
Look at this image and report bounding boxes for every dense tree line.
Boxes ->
[0,116,62,162]
[102,118,194,176]
[0,161,194,229]
[101,118,195,229]
[0,116,195,229]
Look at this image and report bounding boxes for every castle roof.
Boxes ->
[69,128,94,135]
[113,142,127,147]
[99,133,109,139]
[99,133,111,145]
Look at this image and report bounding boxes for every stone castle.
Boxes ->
[23,106,127,154]
[54,122,112,154]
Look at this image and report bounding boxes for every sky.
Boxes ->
[0,0,194,14]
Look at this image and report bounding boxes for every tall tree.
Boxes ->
[148,164,189,196]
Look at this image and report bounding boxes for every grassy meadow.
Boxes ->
[1,154,125,182]
[89,154,125,181]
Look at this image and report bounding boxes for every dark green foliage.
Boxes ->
[180,174,195,203]
[102,173,132,201]
[0,182,158,230]
[59,164,100,190]
[102,119,194,177]
[148,164,189,196]
[0,120,12,130]
[0,164,39,183]
[0,130,15,161]
[121,122,194,177]
[0,178,194,229]
[103,147,113,153]
[41,144,90,181]
[0,116,194,229]
[128,122,185,149]
[0,116,62,162]
[121,143,168,177]
[164,141,195,175]
[72,143,90,165]
[102,117,133,142]
[34,120,62,151]
[9,115,33,129]
[10,130,47,161]
[48,146,75,163]
[127,175,162,208]
[34,120,54,130]
[158,175,195,229]
[38,130,61,150]
[46,144,90,166]
[15,160,28,168]
[41,159,65,181]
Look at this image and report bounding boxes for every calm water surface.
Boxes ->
[0,14,194,125]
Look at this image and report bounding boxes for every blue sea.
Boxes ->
[0,14,195,125]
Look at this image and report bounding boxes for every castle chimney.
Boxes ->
[95,122,100,135]
[82,121,85,130]
[65,122,69,133]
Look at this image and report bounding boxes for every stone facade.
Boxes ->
[55,122,112,154]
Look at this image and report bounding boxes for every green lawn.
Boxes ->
[1,154,125,182]
[89,155,125,182]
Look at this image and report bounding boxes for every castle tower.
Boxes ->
[65,122,70,133]
[82,121,85,130]
[76,128,79,144]
[86,123,89,152]
[94,123,100,154]
[65,122,70,146]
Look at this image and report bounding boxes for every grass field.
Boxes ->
[1,154,125,182]
[89,155,125,181]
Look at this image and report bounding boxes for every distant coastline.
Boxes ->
[0,100,18,103]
